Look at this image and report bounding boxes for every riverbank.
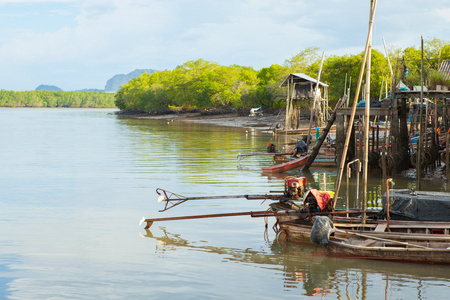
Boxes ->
[116,110,291,130]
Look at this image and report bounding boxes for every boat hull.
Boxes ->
[262,155,308,173]
[276,219,450,264]
[325,238,450,264]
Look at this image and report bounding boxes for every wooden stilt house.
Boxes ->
[280,73,329,131]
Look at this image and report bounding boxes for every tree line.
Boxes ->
[116,38,450,114]
[0,90,116,108]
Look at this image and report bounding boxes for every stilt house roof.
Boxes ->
[280,73,328,88]
[439,60,450,79]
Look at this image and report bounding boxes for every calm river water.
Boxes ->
[0,108,449,299]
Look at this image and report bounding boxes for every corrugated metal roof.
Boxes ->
[439,60,450,79]
[280,73,328,87]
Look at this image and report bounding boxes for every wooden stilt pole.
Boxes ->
[303,96,346,171]
[363,41,372,223]
[348,77,352,107]
[446,132,450,181]
[333,0,377,210]
[417,36,424,190]
[307,51,326,149]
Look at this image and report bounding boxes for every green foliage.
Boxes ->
[321,54,361,102]
[428,69,450,89]
[116,59,262,113]
[284,47,321,73]
[0,90,116,108]
[116,38,450,113]
[388,38,450,88]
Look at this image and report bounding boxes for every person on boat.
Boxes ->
[267,142,275,153]
[292,135,308,157]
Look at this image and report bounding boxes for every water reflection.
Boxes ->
[141,227,450,299]
[2,109,449,299]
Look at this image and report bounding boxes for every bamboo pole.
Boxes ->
[379,77,384,101]
[382,38,394,79]
[446,132,450,180]
[307,51,326,149]
[435,96,438,154]
[333,0,377,210]
[344,73,348,96]
[285,77,290,130]
[289,83,296,129]
[303,96,346,171]
[348,76,352,107]
[363,41,372,224]
[385,75,388,100]
[417,36,424,189]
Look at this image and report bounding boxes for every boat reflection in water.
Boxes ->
[141,227,450,298]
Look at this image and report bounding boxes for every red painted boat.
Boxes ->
[261,155,308,173]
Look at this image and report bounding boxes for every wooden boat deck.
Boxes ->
[276,218,450,264]
[326,237,450,264]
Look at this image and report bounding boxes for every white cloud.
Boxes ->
[0,0,449,90]
[435,8,450,23]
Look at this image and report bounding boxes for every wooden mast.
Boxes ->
[306,51,326,148]
[417,36,424,189]
[333,0,377,210]
[362,38,372,223]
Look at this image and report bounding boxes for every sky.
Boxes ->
[1,0,449,91]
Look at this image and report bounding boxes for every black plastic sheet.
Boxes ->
[310,216,336,245]
[380,189,450,221]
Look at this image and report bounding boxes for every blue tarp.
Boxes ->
[356,100,382,108]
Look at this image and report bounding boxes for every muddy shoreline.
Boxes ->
[116,111,292,130]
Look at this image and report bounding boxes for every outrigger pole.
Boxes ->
[139,209,371,229]
[140,210,295,229]
[156,188,288,212]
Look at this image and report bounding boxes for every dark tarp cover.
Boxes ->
[380,189,450,221]
[310,216,335,245]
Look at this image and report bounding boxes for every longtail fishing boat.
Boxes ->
[324,235,450,264]
[276,217,450,243]
[293,0,450,264]
[273,155,336,168]
[140,176,361,230]
[261,155,309,173]
[273,195,450,265]
[139,172,450,264]
[306,216,450,264]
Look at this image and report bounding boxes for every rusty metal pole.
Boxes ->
[386,178,393,232]
[346,159,361,217]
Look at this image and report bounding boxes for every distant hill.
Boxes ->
[76,88,104,92]
[35,84,63,91]
[34,69,157,93]
[104,69,156,92]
